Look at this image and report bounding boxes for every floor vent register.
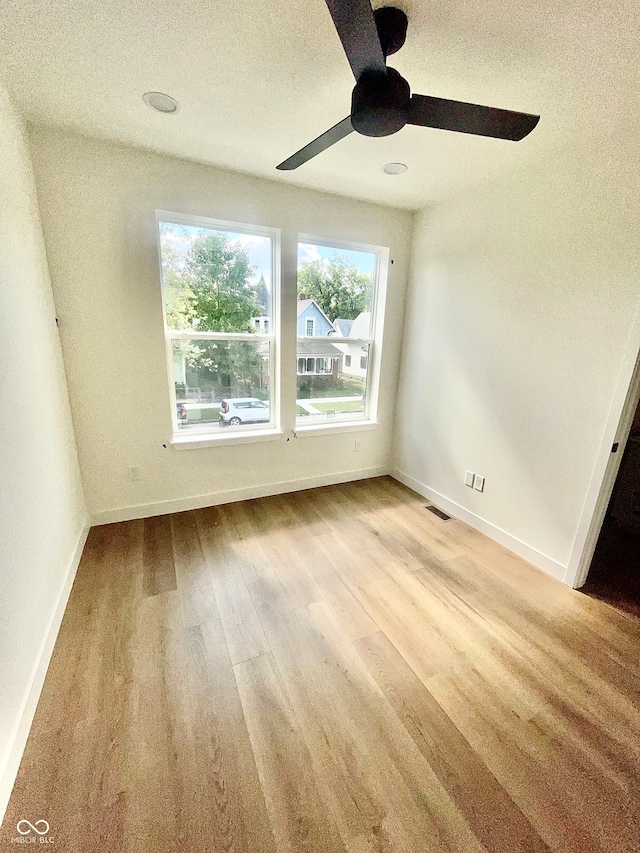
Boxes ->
[425,505,452,521]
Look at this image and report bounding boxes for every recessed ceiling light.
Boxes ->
[142,92,179,114]
[382,162,408,175]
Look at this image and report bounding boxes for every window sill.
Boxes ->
[295,420,378,437]
[171,428,283,450]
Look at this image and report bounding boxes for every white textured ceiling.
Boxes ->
[0,0,637,210]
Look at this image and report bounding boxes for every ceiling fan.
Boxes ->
[277,0,539,170]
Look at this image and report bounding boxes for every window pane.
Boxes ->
[296,342,369,425]
[159,221,272,333]
[173,338,271,431]
[297,242,375,339]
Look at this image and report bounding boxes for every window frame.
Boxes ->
[156,210,281,443]
[295,234,388,433]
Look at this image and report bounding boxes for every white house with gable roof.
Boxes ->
[332,312,371,378]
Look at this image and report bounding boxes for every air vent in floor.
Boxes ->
[425,505,451,521]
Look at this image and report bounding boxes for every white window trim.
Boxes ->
[156,211,280,440]
[295,420,378,436]
[171,428,283,449]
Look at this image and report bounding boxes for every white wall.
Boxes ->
[394,114,640,581]
[0,89,87,821]
[28,127,412,522]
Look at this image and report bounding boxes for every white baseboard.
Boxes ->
[0,518,91,827]
[391,469,566,582]
[91,466,390,525]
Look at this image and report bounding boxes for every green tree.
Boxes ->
[160,231,197,386]
[298,253,372,322]
[159,226,266,398]
[159,233,196,330]
[185,340,266,398]
[186,232,262,332]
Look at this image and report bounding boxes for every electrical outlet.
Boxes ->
[465,470,475,487]
[354,440,362,451]
[474,475,485,492]
[128,466,140,482]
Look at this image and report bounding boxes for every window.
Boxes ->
[158,215,386,441]
[296,238,383,427]
[158,213,277,436]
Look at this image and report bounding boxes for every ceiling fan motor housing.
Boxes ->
[351,67,410,137]
[373,7,408,57]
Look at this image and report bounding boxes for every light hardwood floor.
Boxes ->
[2,476,640,852]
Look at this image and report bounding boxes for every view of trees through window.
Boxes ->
[297,252,373,327]
[159,220,273,431]
[158,219,382,436]
[296,242,376,425]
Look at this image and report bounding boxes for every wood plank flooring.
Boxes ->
[2,476,640,852]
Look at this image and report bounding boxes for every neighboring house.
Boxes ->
[251,316,270,333]
[249,297,344,380]
[333,312,371,379]
[179,296,349,395]
[332,318,353,338]
[296,341,342,379]
[297,298,335,337]
[296,298,342,378]
[251,273,271,333]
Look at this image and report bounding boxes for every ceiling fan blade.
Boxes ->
[408,94,540,141]
[276,117,354,170]
[324,0,386,79]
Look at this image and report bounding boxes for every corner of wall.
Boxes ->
[390,467,566,581]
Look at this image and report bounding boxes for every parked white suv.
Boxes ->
[219,397,270,427]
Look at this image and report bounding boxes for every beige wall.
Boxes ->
[393,120,640,577]
[0,89,87,818]
[28,127,412,521]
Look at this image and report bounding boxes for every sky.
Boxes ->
[160,221,272,289]
[159,222,376,293]
[298,242,376,277]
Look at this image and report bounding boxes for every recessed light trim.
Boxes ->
[143,91,179,114]
[382,162,408,175]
